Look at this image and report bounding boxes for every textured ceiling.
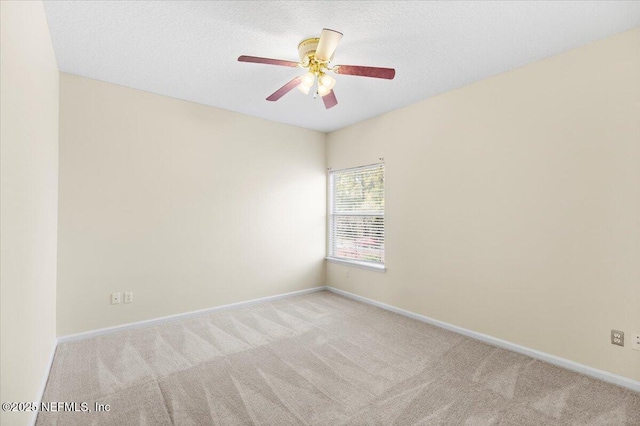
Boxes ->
[44,1,640,132]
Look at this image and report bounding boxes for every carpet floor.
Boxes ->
[37,291,639,425]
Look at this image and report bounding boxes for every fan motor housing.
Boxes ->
[298,37,320,65]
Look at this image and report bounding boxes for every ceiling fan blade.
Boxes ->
[266,76,303,101]
[238,55,300,68]
[315,28,343,62]
[334,65,395,80]
[322,90,338,109]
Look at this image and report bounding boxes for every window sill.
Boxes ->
[325,257,386,273]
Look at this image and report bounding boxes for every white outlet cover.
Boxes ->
[124,292,133,303]
[632,334,640,351]
[111,292,121,304]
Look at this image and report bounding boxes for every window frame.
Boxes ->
[326,163,386,272]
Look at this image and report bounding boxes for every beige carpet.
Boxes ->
[38,291,639,425]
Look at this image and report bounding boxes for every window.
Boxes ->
[328,163,385,270]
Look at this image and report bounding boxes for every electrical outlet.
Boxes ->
[631,334,640,351]
[124,292,133,303]
[344,268,350,279]
[611,330,624,347]
[111,292,121,305]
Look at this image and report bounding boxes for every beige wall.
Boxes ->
[57,73,326,336]
[0,1,60,425]
[327,28,640,381]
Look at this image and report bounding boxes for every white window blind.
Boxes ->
[329,164,385,265]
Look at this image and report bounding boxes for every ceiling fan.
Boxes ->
[238,28,395,109]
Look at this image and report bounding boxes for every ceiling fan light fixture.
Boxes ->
[318,84,332,97]
[298,71,315,95]
[318,73,336,97]
[297,83,311,95]
[238,28,395,109]
[301,72,315,87]
[318,74,335,91]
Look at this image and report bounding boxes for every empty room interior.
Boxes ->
[2,1,640,425]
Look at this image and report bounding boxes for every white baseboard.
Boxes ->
[57,286,327,344]
[32,340,57,426]
[326,286,640,393]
